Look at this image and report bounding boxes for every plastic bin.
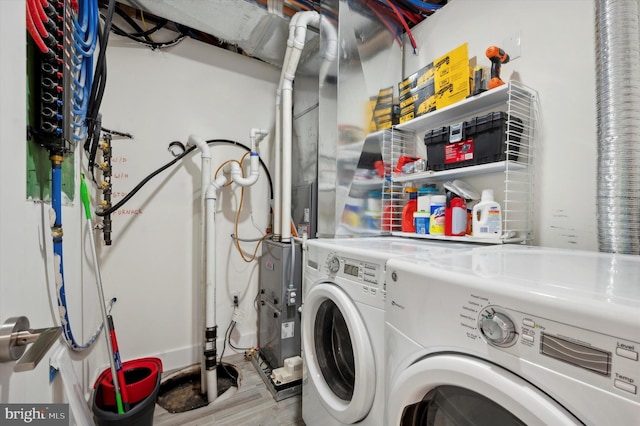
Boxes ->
[424,111,523,171]
[91,358,163,426]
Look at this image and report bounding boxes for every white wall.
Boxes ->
[0,0,86,408]
[93,35,280,375]
[0,3,279,412]
[405,0,598,250]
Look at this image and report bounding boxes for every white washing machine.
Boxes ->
[385,245,640,425]
[301,237,472,426]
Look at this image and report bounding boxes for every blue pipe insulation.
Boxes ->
[52,161,102,351]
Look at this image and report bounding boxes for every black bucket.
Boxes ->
[91,361,162,426]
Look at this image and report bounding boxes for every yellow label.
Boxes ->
[400,93,419,109]
[399,111,414,123]
[417,96,436,115]
[374,107,392,117]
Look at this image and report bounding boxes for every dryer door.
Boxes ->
[388,354,583,426]
[302,282,376,424]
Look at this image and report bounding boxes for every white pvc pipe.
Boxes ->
[188,134,211,197]
[204,174,227,403]
[187,134,211,392]
[318,16,338,88]
[280,11,320,242]
[231,128,268,187]
[282,78,294,241]
[273,14,299,241]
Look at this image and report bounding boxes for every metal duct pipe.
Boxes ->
[595,0,640,254]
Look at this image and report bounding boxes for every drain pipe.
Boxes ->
[187,134,211,393]
[281,11,320,242]
[204,174,227,403]
[595,0,640,254]
[230,128,269,186]
[274,13,300,242]
[318,16,338,89]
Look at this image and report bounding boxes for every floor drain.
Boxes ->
[156,363,239,413]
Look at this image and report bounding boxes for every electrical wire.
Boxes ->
[403,0,443,13]
[105,4,186,50]
[367,1,403,46]
[94,139,274,216]
[213,152,271,263]
[383,0,418,53]
[85,0,117,179]
[96,144,190,216]
[227,321,252,351]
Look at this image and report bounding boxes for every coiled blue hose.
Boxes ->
[52,162,103,351]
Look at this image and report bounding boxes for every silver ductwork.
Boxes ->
[317,0,402,237]
[595,0,640,254]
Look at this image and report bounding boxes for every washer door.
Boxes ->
[302,282,376,424]
[388,354,583,426]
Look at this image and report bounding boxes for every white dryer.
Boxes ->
[385,245,640,425]
[302,237,472,426]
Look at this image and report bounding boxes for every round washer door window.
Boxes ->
[313,298,355,401]
[401,385,526,425]
[388,354,582,426]
[302,282,376,424]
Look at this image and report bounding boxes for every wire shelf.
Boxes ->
[384,81,538,244]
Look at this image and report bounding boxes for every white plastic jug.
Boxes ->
[472,189,502,238]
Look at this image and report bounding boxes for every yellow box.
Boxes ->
[370,86,395,131]
[399,83,436,122]
[398,43,470,120]
[399,63,434,97]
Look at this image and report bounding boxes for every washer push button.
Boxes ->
[616,346,639,361]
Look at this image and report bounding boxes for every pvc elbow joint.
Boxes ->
[188,134,210,158]
[231,162,259,187]
[250,128,269,145]
[205,175,227,199]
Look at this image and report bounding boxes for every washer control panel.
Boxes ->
[461,299,640,404]
[478,308,517,347]
[326,253,380,286]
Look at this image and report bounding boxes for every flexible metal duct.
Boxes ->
[595,0,640,254]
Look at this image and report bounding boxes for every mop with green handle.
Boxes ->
[80,173,129,414]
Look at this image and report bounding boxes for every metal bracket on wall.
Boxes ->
[0,316,62,372]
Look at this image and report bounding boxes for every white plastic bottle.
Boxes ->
[472,189,502,238]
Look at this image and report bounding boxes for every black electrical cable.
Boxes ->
[108,5,186,49]
[108,20,186,49]
[228,321,252,351]
[113,4,154,42]
[218,320,232,366]
[95,144,194,216]
[95,139,274,216]
[85,0,116,178]
[113,17,169,38]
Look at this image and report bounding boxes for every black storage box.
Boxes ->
[424,111,522,171]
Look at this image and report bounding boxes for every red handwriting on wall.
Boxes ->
[112,208,143,216]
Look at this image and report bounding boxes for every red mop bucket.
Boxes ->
[94,357,162,407]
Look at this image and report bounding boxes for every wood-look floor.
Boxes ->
[152,353,304,426]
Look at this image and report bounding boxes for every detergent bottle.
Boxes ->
[401,188,418,233]
[472,189,502,238]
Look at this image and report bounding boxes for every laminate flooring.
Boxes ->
[152,353,304,426]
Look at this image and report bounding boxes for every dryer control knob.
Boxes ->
[327,256,340,274]
[479,311,516,347]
